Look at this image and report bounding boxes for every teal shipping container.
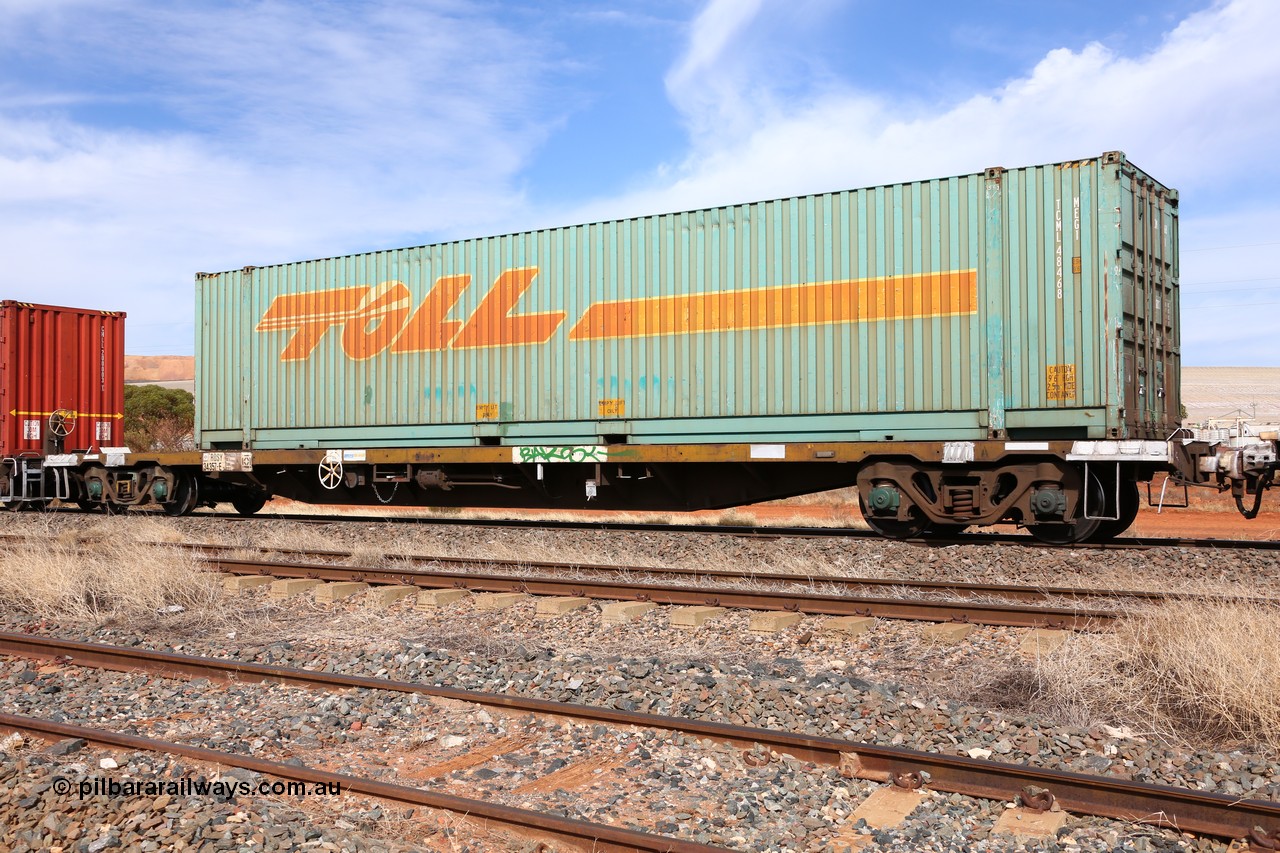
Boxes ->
[196,151,1178,450]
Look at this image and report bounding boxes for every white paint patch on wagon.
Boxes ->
[202,452,254,472]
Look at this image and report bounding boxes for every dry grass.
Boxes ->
[241,525,340,552]
[0,518,229,627]
[1025,594,1280,753]
[345,543,388,567]
[763,485,861,507]
[53,515,188,547]
[212,509,867,577]
[344,522,873,578]
[713,509,758,527]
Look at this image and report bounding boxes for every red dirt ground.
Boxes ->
[282,486,1280,541]
[711,500,1279,540]
[754,504,1278,540]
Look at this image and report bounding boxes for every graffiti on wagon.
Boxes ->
[512,446,608,464]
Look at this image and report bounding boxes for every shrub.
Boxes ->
[1031,596,1280,752]
[124,384,194,451]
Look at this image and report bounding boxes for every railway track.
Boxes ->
[0,714,715,853]
[3,631,1278,845]
[14,530,1276,628]
[32,505,1280,551]
[181,540,1276,607]
[206,553,1117,629]
[183,508,1280,552]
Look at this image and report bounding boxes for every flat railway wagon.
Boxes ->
[9,152,1278,539]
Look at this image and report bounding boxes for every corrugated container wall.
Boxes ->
[0,302,126,455]
[196,152,1178,450]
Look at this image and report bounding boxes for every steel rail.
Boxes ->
[15,512,1280,552]
[6,532,1276,609]
[3,631,1277,842]
[205,555,1116,629]
[178,541,1265,606]
[0,534,1171,604]
[1,532,1267,608]
[174,509,1280,552]
[0,712,720,853]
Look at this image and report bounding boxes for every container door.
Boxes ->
[1118,169,1179,437]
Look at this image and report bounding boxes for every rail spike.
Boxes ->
[1251,826,1280,851]
[893,770,926,790]
[1020,785,1056,813]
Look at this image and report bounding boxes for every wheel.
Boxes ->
[1028,520,1100,544]
[48,409,76,439]
[230,491,268,516]
[162,474,200,517]
[859,497,929,539]
[1085,480,1140,543]
[75,500,101,513]
[318,459,343,490]
[1028,470,1105,544]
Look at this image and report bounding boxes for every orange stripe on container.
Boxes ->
[451,268,567,349]
[567,270,978,340]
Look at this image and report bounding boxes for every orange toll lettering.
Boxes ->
[256,266,979,362]
[389,274,473,353]
[451,268,566,349]
[340,282,413,360]
[256,286,374,361]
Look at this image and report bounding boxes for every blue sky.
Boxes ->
[1,0,1277,364]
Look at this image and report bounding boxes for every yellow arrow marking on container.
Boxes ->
[10,410,124,419]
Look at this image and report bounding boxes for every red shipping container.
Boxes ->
[0,301,126,456]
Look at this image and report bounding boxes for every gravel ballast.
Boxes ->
[1,510,1277,850]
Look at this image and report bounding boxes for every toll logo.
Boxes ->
[255,268,564,361]
[255,266,978,361]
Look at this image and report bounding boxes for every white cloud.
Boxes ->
[567,0,1280,365]
[0,1,564,353]
[663,0,763,138]
[1177,207,1280,365]
[588,0,1280,211]
[3,0,1277,364]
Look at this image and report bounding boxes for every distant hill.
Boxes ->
[125,355,194,382]
[1182,367,1280,425]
